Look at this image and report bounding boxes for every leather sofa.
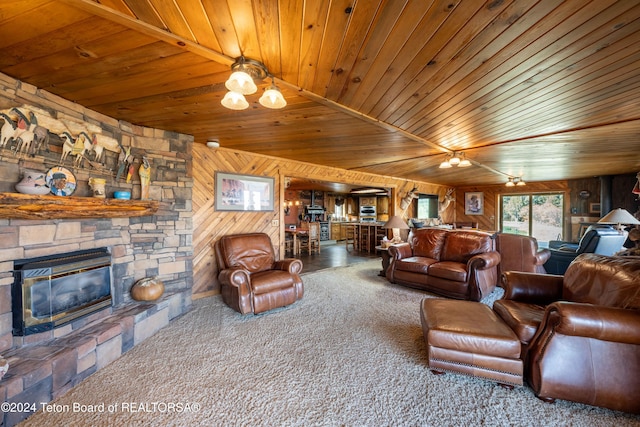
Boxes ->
[494,254,640,413]
[544,225,626,275]
[495,232,550,276]
[214,232,304,314]
[386,228,500,301]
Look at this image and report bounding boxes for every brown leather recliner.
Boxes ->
[495,254,640,413]
[214,233,304,314]
[495,232,551,276]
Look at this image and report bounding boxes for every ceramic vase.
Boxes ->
[88,177,106,198]
[15,169,50,195]
[130,277,165,301]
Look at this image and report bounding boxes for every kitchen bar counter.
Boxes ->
[339,222,389,253]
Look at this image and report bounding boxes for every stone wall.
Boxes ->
[0,73,194,425]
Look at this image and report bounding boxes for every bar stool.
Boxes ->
[359,224,372,253]
[376,225,388,247]
[344,224,357,251]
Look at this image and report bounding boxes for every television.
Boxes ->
[417,194,439,219]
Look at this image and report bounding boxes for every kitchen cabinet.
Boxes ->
[377,196,389,214]
[360,196,377,206]
[331,222,343,241]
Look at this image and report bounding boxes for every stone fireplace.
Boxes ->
[12,248,112,337]
[0,73,195,426]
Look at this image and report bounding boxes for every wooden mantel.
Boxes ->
[0,193,159,220]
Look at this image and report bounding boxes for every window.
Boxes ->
[500,193,564,244]
[417,194,438,218]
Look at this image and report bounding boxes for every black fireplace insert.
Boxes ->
[12,248,112,336]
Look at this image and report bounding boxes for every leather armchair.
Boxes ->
[214,233,304,314]
[495,232,550,276]
[494,254,640,413]
[544,225,626,274]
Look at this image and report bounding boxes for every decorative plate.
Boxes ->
[46,166,77,196]
[578,190,591,199]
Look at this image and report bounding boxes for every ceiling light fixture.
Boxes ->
[222,57,286,110]
[439,152,472,168]
[505,177,515,187]
[259,76,287,109]
[515,177,526,186]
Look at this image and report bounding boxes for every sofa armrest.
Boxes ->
[535,248,551,265]
[388,242,412,260]
[501,271,564,304]
[274,258,303,274]
[542,301,640,345]
[218,267,251,295]
[468,251,501,270]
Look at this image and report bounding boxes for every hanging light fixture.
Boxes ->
[439,152,472,168]
[222,57,287,111]
[259,76,287,109]
[505,177,515,187]
[515,177,526,186]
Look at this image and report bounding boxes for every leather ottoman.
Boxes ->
[420,299,523,387]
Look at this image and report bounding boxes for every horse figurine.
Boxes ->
[0,112,17,149]
[59,131,90,166]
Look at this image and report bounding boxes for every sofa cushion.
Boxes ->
[493,300,545,344]
[441,230,494,264]
[563,254,640,309]
[428,261,468,282]
[411,228,448,260]
[251,270,295,294]
[395,257,437,274]
[218,233,275,273]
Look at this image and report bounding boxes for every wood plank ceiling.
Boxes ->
[0,0,639,187]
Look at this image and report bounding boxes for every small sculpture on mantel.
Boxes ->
[139,156,151,200]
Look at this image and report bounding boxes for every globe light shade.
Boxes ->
[221,91,249,110]
[225,70,257,95]
[259,85,287,109]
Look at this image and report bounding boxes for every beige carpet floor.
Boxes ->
[20,261,640,426]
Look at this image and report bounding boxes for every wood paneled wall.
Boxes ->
[192,144,449,297]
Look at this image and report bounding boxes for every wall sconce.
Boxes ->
[439,152,472,168]
[283,200,299,216]
[221,57,286,110]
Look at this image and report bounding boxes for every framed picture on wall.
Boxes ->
[214,172,275,211]
[589,203,601,214]
[464,192,484,215]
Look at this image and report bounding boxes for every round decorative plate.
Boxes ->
[578,190,591,199]
[46,166,77,196]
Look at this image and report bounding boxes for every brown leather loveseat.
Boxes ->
[494,254,640,413]
[386,228,500,301]
[215,232,304,314]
